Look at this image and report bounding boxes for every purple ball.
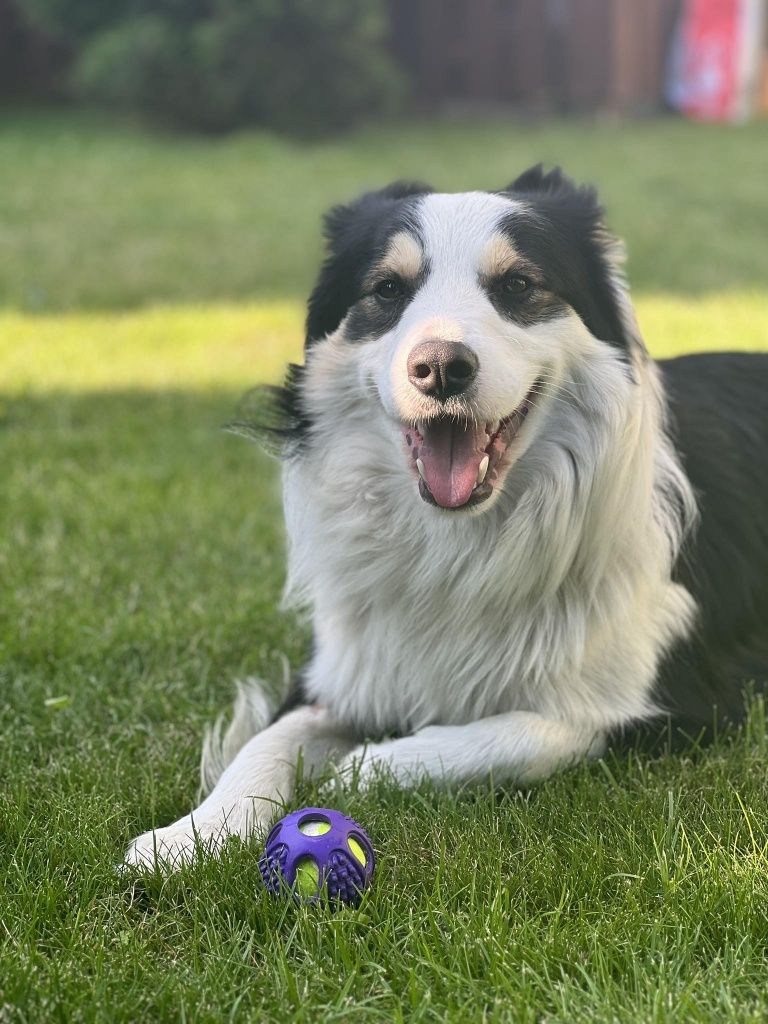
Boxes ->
[258,807,375,905]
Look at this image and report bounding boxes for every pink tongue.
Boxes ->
[418,419,487,508]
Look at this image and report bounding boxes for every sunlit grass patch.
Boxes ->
[0,301,303,393]
[2,291,766,396]
[639,289,768,359]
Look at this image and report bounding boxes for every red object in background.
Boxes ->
[667,0,766,121]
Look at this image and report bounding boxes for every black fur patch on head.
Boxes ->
[235,182,433,457]
[305,180,433,347]
[344,261,430,343]
[500,165,631,350]
[479,267,571,328]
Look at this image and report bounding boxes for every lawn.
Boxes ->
[1,110,768,1023]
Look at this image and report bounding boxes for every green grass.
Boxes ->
[2,109,768,1023]
[2,109,768,311]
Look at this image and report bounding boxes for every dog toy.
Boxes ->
[258,807,375,905]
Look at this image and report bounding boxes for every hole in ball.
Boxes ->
[298,815,331,837]
[265,823,282,846]
[293,856,320,897]
[347,835,367,867]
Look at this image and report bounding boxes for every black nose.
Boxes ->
[407,340,479,401]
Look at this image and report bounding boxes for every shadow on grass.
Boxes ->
[0,387,307,728]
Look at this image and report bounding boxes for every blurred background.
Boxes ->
[2,0,768,131]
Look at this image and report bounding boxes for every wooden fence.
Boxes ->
[387,0,680,114]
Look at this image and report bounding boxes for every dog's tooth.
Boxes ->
[476,454,489,485]
[416,458,427,481]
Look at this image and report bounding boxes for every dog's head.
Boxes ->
[275,166,643,515]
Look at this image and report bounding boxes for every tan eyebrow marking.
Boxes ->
[479,233,521,278]
[370,230,424,282]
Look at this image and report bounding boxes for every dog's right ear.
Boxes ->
[305,181,433,347]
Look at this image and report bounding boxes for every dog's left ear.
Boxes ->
[504,165,637,352]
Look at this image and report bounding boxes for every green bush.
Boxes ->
[16,0,405,135]
[71,16,199,123]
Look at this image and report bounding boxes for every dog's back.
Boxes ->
[656,352,768,734]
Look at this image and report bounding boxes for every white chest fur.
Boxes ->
[280,356,696,740]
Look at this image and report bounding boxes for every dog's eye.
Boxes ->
[501,274,531,296]
[374,278,403,300]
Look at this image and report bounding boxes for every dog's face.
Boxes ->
[287,167,639,515]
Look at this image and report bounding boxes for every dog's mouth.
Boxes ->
[402,383,540,511]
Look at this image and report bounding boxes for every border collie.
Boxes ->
[125,166,768,868]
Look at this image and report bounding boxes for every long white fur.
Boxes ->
[124,192,698,869]
[198,678,274,797]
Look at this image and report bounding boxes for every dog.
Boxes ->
[124,166,768,868]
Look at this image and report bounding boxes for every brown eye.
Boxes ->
[374,278,403,300]
[502,274,531,295]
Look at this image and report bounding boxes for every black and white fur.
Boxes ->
[125,167,768,868]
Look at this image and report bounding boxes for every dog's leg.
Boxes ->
[124,705,355,870]
[335,711,606,788]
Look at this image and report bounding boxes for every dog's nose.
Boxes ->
[407,340,479,401]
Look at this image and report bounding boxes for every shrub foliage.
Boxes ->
[16,0,405,134]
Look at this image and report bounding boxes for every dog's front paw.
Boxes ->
[122,816,225,871]
[122,801,265,872]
